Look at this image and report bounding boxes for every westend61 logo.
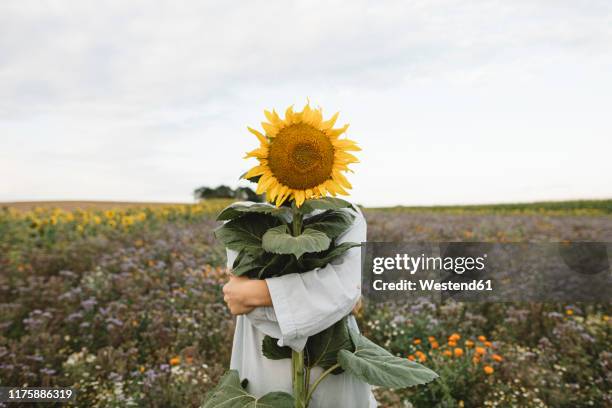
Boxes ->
[372,253,487,275]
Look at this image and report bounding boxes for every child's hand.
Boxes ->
[222,275,272,315]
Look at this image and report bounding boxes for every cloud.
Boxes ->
[1,0,611,204]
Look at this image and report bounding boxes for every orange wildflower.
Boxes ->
[443,350,452,358]
[483,365,494,375]
[465,340,474,348]
[475,347,486,355]
[472,356,480,365]
[415,351,427,362]
[448,340,457,347]
[484,341,493,348]
[454,348,464,357]
[430,341,439,349]
[428,336,436,342]
[492,354,503,362]
[408,355,415,361]
[478,335,487,342]
[413,338,422,345]
[169,356,181,366]
[449,333,461,341]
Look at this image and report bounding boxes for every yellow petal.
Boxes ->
[333,162,350,172]
[261,121,278,137]
[326,124,349,138]
[325,180,338,196]
[328,179,348,195]
[310,108,323,128]
[264,109,282,126]
[335,151,360,163]
[320,112,339,130]
[247,127,268,144]
[244,165,267,179]
[276,187,291,207]
[302,104,314,125]
[294,190,305,207]
[316,183,327,197]
[332,139,361,151]
[274,185,288,205]
[333,170,352,189]
[268,182,281,201]
[256,174,275,194]
[244,146,268,159]
[284,105,295,125]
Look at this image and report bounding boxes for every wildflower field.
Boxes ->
[0,200,610,407]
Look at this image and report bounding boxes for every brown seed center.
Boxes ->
[268,123,335,189]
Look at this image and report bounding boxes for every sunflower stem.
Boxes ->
[291,203,307,407]
[291,203,303,237]
[292,350,306,408]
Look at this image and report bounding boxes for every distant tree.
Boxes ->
[193,185,262,202]
[193,185,233,200]
[235,186,262,202]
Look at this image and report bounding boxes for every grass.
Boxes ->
[369,199,612,216]
[1,201,193,212]
[3,198,611,216]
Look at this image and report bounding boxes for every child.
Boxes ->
[221,204,377,407]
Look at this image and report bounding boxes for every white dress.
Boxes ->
[227,205,378,407]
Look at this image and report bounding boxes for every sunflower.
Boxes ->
[243,103,360,207]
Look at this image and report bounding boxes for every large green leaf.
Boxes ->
[217,203,291,222]
[305,317,353,372]
[262,318,353,374]
[262,225,331,259]
[232,247,269,277]
[233,249,301,279]
[215,214,282,252]
[338,329,439,388]
[303,210,355,239]
[299,242,361,270]
[257,253,297,279]
[203,370,294,408]
[262,336,292,360]
[299,197,354,214]
[234,243,355,279]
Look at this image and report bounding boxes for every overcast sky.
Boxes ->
[1,0,611,206]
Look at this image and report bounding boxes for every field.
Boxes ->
[0,200,610,407]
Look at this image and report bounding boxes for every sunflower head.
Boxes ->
[243,103,360,207]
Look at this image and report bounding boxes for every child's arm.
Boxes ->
[222,275,271,315]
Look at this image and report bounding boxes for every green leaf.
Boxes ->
[262,225,331,259]
[217,203,290,222]
[306,317,353,372]
[303,210,355,239]
[338,329,439,388]
[298,242,361,271]
[262,336,292,360]
[299,197,354,214]
[215,214,282,252]
[257,254,297,279]
[203,370,294,408]
[232,247,268,277]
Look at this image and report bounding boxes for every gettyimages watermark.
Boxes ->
[361,242,611,302]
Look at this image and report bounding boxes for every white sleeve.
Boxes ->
[257,207,366,351]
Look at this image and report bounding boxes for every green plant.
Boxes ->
[205,198,438,407]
